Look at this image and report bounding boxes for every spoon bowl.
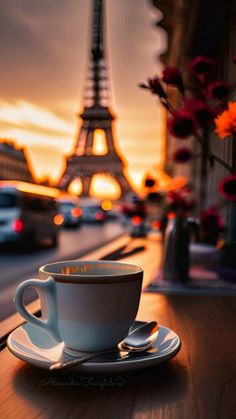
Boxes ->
[50,321,159,371]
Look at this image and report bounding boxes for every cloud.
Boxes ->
[0,100,73,134]
[0,0,167,191]
[0,100,75,152]
[0,99,76,183]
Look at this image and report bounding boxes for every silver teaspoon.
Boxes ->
[50,321,159,371]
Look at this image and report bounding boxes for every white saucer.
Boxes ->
[7,321,181,374]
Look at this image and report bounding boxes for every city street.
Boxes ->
[0,221,126,321]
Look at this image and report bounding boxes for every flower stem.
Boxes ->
[210,153,234,172]
[160,98,175,114]
[194,132,204,147]
[229,82,236,94]
[199,126,209,211]
[184,84,201,93]
[232,135,236,173]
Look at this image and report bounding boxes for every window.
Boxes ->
[0,192,18,208]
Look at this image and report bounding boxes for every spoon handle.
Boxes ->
[50,321,158,371]
[50,348,123,371]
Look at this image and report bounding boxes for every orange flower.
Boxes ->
[215,102,236,139]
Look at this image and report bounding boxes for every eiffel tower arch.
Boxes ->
[58,0,132,197]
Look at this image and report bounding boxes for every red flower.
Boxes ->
[162,66,184,94]
[188,56,215,77]
[167,191,184,210]
[182,198,196,211]
[201,207,224,230]
[183,98,212,126]
[147,77,167,99]
[167,191,195,212]
[207,81,230,100]
[209,103,227,118]
[233,56,236,64]
[173,147,192,163]
[168,110,197,139]
[219,174,236,201]
[182,184,194,193]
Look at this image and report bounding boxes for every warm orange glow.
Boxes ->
[151,220,161,229]
[71,207,82,217]
[25,145,68,185]
[0,180,60,198]
[57,191,80,202]
[90,175,121,200]
[0,101,73,135]
[101,200,113,211]
[0,1,167,194]
[215,102,236,139]
[0,101,166,195]
[92,129,108,155]
[142,170,187,193]
[0,100,75,184]
[53,214,64,225]
[68,178,83,196]
[167,212,176,220]
[131,215,142,225]
[170,177,188,191]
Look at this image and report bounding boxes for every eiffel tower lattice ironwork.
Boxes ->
[58,0,132,196]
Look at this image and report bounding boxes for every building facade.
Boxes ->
[151,0,235,211]
[0,142,34,183]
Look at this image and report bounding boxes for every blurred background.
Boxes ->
[0,0,235,320]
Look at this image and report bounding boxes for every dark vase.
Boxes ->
[162,215,190,281]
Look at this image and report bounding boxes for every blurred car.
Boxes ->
[120,195,147,237]
[100,200,124,221]
[80,198,106,223]
[57,198,83,228]
[0,181,60,247]
[129,215,147,238]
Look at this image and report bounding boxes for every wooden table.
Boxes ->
[0,236,236,419]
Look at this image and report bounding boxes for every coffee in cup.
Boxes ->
[14,260,143,353]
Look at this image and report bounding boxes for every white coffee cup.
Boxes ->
[14,260,143,353]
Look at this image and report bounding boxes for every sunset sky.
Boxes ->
[0,0,166,193]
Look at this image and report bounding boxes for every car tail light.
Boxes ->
[101,200,112,211]
[53,214,64,226]
[95,211,104,221]
[13,219,24,233]
[71,208,82,218]
[131,215,142,226]
[151,220,161,230]
[167,212,176,220]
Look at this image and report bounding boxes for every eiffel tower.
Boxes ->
[58,0,132,196]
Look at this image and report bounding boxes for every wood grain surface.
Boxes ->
[0,237,236,419]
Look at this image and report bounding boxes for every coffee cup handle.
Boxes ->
[14,277,61,341]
